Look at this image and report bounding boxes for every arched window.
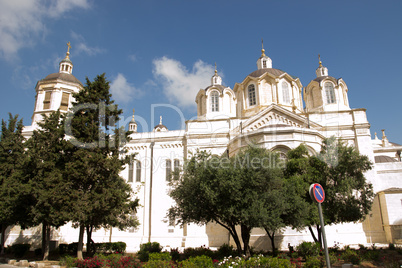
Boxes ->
[128,161,134,183]
[282,82,290,104]
[166,159,172,181]
[174,159,180,180]
[136,161,141,182]
[248,84,256,106]
[324,82,336,104]
[210,91,219,112]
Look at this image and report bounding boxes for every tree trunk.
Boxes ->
[308,226,318,243]
[42,222,50,261]
[241,224,251,258]
[77,224,85,260]
[316,224,322,248]
[0,224,6,255]
[86,225,95,257]
[214,220,243,254]
[264,228,276,255]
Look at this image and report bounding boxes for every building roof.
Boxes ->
[204,84,227,91]
[313,75,337,83]
[41,72,83,86]
[374,155,398,163]
[248,68,298,79]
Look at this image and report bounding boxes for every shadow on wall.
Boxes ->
[7,225,42,249]
[252,229,285,252]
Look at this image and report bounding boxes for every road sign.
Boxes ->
[310,183,325,203]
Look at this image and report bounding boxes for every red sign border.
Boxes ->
[312,183,325,203]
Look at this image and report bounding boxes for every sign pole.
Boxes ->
[309,183,331,268]
[317,202,331,268]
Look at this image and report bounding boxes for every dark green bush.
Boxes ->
[305,256,323,268]
[68,242,78,255]
[59,244,69,255]
[169,248,181,261]
[143,260,176,268]
[34,248,42,256]
[137,242,163,262]
[296,241,321,260]
[216,244,237,259]
[363,250,380,261]
[182,246,214,259]
[179,255,213,268]
[11,243,31,258]
[149,252,171,261]
[341,248,360,265]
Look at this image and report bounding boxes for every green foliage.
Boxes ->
[304,256,323,268]
[295,241,321,260]
[74,255,105,268]
[95,242,126,254]
[388,243,396,250]
[217,255,293,268]
[59,255,77,268]
[363,250,380,261]
[169,145,286,256]
[143,260,176,268]
[169,248,181,261]
[179,255,213,268]
[216,244,238,259]
[341,248,360,265]
[285,139,374,244]
[137,242,163,262]
[182,246,214,259]
[0,113,29,252]
[10,243,31,258]
[149,252,172,261]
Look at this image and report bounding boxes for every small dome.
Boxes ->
[41,73,82,85]
[374,155,397,163]
[248,68,285,78]
[154,124,168,132]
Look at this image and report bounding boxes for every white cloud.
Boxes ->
[110,73,143,104]
[153,57,215,109]
[128,54,137,62]
[0,0,90,60]
[70,31,104,56]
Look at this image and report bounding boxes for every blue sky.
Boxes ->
[1,0,401,144]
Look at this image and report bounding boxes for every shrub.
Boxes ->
[388,243,396,250]
[68,242,78,255]
[182,246,214,259]
[74,256,105,268]
[11,243,31,258]
[149,252,172,261]
[218,255,292,268]
[363,250,380,262]
[143,260,176,268]
[112,242,126,253]
[137,242,163,262]
[305,256,323,268]
[60,255,77,268]
[169,248,181,261]
[296,242,321,260]
[341,248,360,265]
[108,255,141,268]
[34,248,42,256]
[216,244,237,259]
[59,244,69,255]
[179,255,213,268]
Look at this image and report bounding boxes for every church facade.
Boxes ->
[8,44,402,252]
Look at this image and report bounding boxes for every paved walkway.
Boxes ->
[0,264,17,268]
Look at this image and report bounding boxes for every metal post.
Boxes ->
[318,203,331,268]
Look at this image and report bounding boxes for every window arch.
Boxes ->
[136,161,141,182]
[174,159,180,180]
[210,91,219,112]
[248,84,256,106]
[166,159,172,181]
[128,161,134,183]
[282,81,290,104]
[324,82,336,104]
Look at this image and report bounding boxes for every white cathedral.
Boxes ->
[8,44,402,252]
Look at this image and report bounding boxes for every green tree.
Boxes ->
[168,145,284,256]
[285,138,374,246]
[64,74,139,259]
[25,111,72,260]
[0,114,28,255]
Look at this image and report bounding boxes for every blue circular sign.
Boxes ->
[310,183,325,203]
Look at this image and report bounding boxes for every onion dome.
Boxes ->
[154,116,168,132]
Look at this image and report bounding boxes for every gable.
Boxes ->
[240,104,321,133]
